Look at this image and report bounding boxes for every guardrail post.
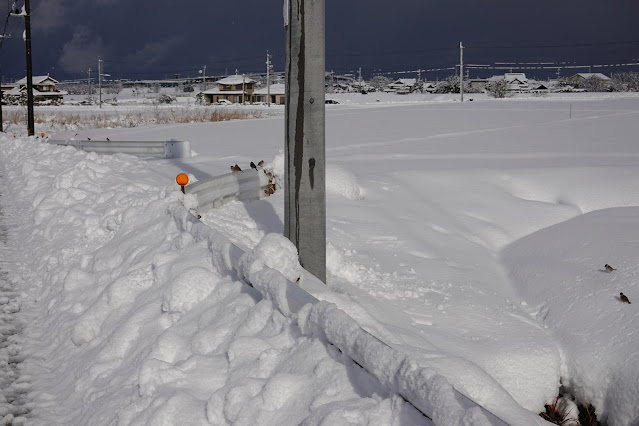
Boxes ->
[284,0,327,283]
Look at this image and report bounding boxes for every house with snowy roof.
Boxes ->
[568,73,611,89]
[422,82,437,93]
[386,78,418,94]
[504,73,529,92]
[5,75,67,103]
[253,84,286,105]
[202,75,256,104]
[469,78,489,91]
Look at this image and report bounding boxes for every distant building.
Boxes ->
[253,84,286,105]
[568,73,611,88]
[202,75,256,104]
[422,82,437,93]
[504,73,529,92]
[386,78,418,94]
[530,82,551,93]
[5,75,67,103]
[468,78,489,91]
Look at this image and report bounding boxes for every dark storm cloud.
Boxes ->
[0,0,637,81]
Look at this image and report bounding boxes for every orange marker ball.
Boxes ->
[176,173,189,186]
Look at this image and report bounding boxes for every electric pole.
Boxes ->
[98,58,102,108]
[0,68,3,132]
[266,51,272,107]
[202,65,206,90]
[285,0,327,283]
[24,0,34,135]
[459,41,464,103]
[88,67,92,97]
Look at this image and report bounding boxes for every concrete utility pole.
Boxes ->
[266,51,272,107]
[88,67,92,96]
[459,41,464,103]
[285,0,327,283]
[24,0,34,135]
[98,58,102,108]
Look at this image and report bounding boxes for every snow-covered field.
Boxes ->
[0,92,638,425]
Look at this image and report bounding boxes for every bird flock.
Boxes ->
[231,160,264,173]
[604,264,631,304]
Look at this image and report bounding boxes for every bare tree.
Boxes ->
[368,75,391,92]
[435,75,473,94]
[581,76,607,92]
[486,79,509,98]
[611,72,639,92]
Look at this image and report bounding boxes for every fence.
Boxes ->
[48,139,191,159]
[185,168,276,213]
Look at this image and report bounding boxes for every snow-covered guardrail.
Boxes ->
[185,168,276,213]
[166,202,515,425]
[48,139,191,158]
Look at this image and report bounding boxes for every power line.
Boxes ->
[468,39,639,50]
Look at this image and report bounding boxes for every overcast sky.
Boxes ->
[0,0,638,82]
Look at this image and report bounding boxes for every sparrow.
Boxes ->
[605,264,616,273]
[106,137,110,141]
[234,164,242,172]
[87,137,91,141]
[230,165,235,172]
[620,292,631,304]
[250,161,257,170]
[257,160,264,167]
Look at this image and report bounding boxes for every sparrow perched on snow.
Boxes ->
[258,160,264,167]
[605,264,616,273]
[620,292,631,304]
[231,164,242,172]
[250,161,257,170]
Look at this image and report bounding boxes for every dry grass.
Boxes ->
[577,403,601,426]
[540,396,581,426]
[3,107,268,130]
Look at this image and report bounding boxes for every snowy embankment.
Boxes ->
[0,137,432,425]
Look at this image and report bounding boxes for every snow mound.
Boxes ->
[327,164,365,200]
[269,152,364,200]
[503,207,639,426]
[162,267,221,318]
[238,233,302,314]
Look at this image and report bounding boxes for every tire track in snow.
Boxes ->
[0,171,30,425]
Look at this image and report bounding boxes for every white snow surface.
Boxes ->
[0,93,638,425]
